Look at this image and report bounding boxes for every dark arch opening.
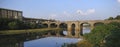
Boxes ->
[50,23,57,28]
[80,22,91,36]
[71,23,75,36]
[42,23,48,28]
[94,22,104,27]
[59,23,67,30]
[59,23,68,36]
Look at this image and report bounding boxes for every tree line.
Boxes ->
[0,18,44,30]
[107,15,120,20]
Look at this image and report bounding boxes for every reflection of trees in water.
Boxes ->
[0,30,65,47]
[0,35,25,47]
[0,33,45,47]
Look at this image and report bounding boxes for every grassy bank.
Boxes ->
[0,28,62,35]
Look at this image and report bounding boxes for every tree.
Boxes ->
[103,22,120,47]
[104,28,120,47]
[108,22,120,28]
[0,18,11,30]
[8,21,19,29]
[115,15,120,20]
[107,17,114,20]
[29,23,37,29]
[84,24,115,47]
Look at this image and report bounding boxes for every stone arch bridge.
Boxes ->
[41,20,120,38]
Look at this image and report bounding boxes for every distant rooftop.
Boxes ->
[0,8,22,12]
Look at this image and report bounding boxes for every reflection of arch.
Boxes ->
[60,30,66,36]
[59,23,67,28]
[94,22,104,27]
[71,23,75,36]
[50,23,57,28]
[42,23,48,28]
[50,31,56,35]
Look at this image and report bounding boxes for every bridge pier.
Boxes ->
[90,23,94,30]
[48,24,50,28]
[79,25,83,36]
[67,24,72,37]
[56,24,60,28]
[67,22,81,38]
[75,23,80,38]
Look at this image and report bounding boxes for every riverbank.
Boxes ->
[0,28,62,35]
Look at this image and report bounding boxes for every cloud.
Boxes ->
[48,9,96,21]
[77,9,95,15]
[48,11,76,21]
[118,0,120,3]
[48,14,57,19]
[63,11,70,16]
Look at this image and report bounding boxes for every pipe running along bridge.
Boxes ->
[41,20,120,38]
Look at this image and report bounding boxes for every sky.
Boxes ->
[0,0,120,21]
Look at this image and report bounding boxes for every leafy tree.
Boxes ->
[115,15,120,20]
[84,24,115,47]
[108,22,120,28]
[0,18,11,30]
[0,18,42,30]
[107,15,120,20]
[104,28,120,47]
[29,23,37,29]
[107,17,114,20]
[8,21,19,29]
[103,22,120,47]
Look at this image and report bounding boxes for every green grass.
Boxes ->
[0,28,62,35]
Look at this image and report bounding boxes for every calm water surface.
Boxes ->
[0,27,90,47]
[24,37,81,47]
[24,27,90,47]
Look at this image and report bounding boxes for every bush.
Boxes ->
[84,24,116,47]
[8,21,19,30]
[77,40,93,47]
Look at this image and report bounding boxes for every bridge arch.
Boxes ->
[80,22,91,36]
[59,23,67,29]
[40,20,120,38]
[42,23,49,28]
[71,23,76,36]
[94,22,104,27]
[50,23,58,28]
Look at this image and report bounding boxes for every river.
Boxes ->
[0,27,90,47]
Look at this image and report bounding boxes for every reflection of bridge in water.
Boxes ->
[41,20,120,38]
[0,31,77,47]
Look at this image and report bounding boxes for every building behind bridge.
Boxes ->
[0,8,23,21]
[0,8,56,23]
[23,17,56,24]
